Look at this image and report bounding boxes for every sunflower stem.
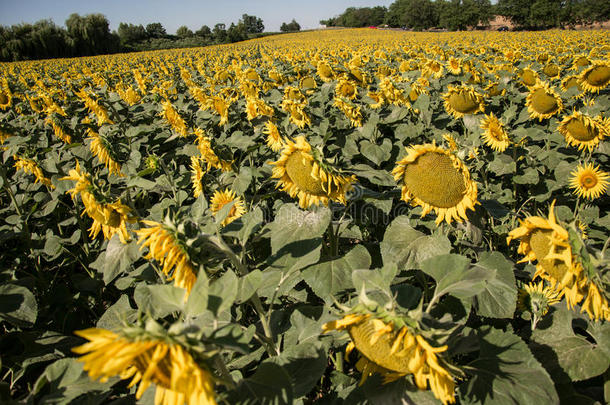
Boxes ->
[210,233,278,356]
[214,355,236,389]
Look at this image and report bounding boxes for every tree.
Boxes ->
[240,14,264,34]
[66,13,117,55]
[213,23,227,43]
[195,25,212,38]
[146,23,166,38]
[118,23,147,44]
[176,25,193,38]
[280,19,301,32]
[227,22,247,42]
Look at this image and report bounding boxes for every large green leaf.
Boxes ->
[472,252,517,319]
[459,327,559,405]
[420,254,490,301]
[302,244,370,300]
[380,216,451,270]
[269,342,327,398]
[0,284,37,328]
[227,362,293,405]
[531,306,610,382]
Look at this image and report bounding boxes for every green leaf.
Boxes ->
[514,167,539,185]
[420,254,490,301]
[31,358,115,405]
[360,139,392,166]
[531,306,610,382]
[236,269,263,303]
[227,362,293,405]
[134,284,185,318]
[302,245,370,300]
[268,204,330,254]
[0,284,37,327]
[208,270,238,316]
[183,274,209,318]
[96,295,137,330]
[232,167,253,194]
[269,342,327,398]
[380,216,451,270]
[352,263,398,305]
[98,235,141,284]
[351,164,396,187]
[459,327,559,405]
[472,252,517,319]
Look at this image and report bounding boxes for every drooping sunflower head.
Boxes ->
[525,81,563,121]
[507,201,575,286]
[569,163,609,200]
[270,136,355,209]
[578,61,610,93]
[322,308,457,405]
[560,75,584,93]
[392,142,478,224]
[518,281,562,329]
[519,67,539,88]
[542,63,560,79]
[210,188,246,226]
[442,85,485,119]
[263,120,284,152]
[316,61,334,82]
[0,88,11,111]
[558,111,607,151]
[335,78,358,100]
[73,324,217,405]
[480,112,510,152]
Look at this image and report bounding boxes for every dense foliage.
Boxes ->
[0,28,609,405]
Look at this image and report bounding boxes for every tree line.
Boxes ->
[321,0,609,31]
[0,13,302,62]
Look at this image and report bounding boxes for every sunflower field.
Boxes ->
[1,28,610,404]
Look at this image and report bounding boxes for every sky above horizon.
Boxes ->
[0,0,395,34]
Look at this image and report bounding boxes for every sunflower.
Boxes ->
[507,201,577,288]
[194,128,232,172]
[0,87,12,111]
[442,85,485,119]
[270,136,355,209]
[484,82,505,97]
[560,75,583,93]
[335,79,358,100]
[392,143,478,224]
[210,189,246,226]
[76,89,113,126]
[190,157,205,198]
[542,63,560,79]
[480,113,510,152]
[525,81,563,121]
[87,199,135,244]
[578,61,610,93]
[161,100,189,137]
[263,120,284,152]
[73,327,217,405]
[46,115,72,144]
[517,281,562,329]
[13,155,54,188]
[558,111,607,151]
[507,202,610,321]
[333,97,363,127]
[87,129,123,176]
[317,61,334,82]
[323,312,457,405]
[569,163,609,200]
[135,220,198,293]
[446,57,462,75]
[519,67,539,87]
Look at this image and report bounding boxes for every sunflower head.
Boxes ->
[507,201,576,287]
[270,136,355,209]
[519,67,538,87]
[525,81,563,121]
[0,89,11,110]
[558,111,607,151]
[442,85,485,119]
[578,61,610,93]
[322,306,457,405]
[210,188,246,226]
[392,142,478,224]
[542,63,560,79]
[480,113,510,152]
[560,75,583,93]
[73,322,218,405]
[518,281,562,329]
[569,163,609,200]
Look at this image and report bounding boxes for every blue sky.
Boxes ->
[0,0,395,34]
